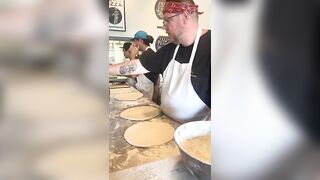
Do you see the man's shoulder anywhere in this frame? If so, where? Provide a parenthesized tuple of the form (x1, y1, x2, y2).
(143, 48, 156, 55)
(205, 29, 211, 33)
(158, 42, 177, 51)
(199, 30, 211, 48)
(201, 29, 211, 39)
(155, 42, 176, 55)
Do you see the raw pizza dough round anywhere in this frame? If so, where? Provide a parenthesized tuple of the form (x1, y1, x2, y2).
(124, 122, 174, 147)
(120, 106, 160, 121)
(114, 92, 143, 101)
(110, 87, 134, 95)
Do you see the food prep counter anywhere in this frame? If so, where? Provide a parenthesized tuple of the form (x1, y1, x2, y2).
(110, 155, 196, 180)
(109, 86, 197, 179)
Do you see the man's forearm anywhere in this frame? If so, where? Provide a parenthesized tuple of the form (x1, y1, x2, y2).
(109, 61, 137, 75)
(109, 59, 149, 75)
(119, 62, 137, 75)
(109, 63, 121, 75)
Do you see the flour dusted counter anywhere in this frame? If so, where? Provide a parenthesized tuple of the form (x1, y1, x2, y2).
(109, 86, 179, 171)
(109, 86, 196, 179)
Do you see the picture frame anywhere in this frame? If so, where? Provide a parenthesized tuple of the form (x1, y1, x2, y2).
(154, 0, 166, 20)
(109, 0, 126, 31)
(155, 36, 170, 51)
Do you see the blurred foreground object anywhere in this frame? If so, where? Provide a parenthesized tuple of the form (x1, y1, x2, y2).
(259, 0, 320, 143)
(0, 0, 108, 179)
(212, 0, 319, 179)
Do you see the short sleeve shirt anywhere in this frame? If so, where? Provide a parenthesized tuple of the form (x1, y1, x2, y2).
(139, 30, 211, 107)
(142, 48, 159, 84)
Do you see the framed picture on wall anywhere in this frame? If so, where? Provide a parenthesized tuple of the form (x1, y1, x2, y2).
(109, 0, 126, 31)
(155, 36, 170, 51)
(154, 0, 166, 19)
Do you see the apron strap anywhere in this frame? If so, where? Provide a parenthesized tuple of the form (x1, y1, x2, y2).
(172, 26, 202, 64)
(189, 27, 202, 65)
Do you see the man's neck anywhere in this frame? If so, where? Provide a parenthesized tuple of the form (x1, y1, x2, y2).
(140, 45, 148, 52)
(180, 24, 199, 46)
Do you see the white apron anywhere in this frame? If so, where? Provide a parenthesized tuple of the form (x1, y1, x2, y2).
(161, 27, 211, 123)
(135, 46, 155, 100)
(136, 74, 154, 99)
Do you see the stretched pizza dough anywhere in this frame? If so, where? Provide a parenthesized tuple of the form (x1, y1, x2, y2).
(110, 87, 134, 95)
(124, 122, 174, 147)
(120, 106, 160, 121)
(114, 92, 143, 101)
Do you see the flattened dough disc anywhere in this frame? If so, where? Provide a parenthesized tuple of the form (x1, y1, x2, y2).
(114, 92, 143, 101)
(120, 106, 160, 121)
(110, 87, 134, 95)
(124, 122, 174, 147)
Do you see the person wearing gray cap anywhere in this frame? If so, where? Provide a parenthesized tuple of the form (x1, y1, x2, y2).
(120, 42, 138, 59)
(119, 42, 138, 87)
(120, 42, 132, 59)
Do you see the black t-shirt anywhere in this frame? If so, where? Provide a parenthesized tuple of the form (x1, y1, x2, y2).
(142, 48, 159, 84)
(140, 30, 211, 108)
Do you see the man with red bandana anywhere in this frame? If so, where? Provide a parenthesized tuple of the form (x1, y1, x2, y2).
(110, 0, 211, 123)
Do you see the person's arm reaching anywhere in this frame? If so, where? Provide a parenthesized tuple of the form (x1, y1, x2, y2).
(109, 59, 150, 76)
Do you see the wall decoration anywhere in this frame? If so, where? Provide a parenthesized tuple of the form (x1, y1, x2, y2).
(155, 36, 170, 51)
(154, 0, 166, 19)
(109, 0, 126, 31)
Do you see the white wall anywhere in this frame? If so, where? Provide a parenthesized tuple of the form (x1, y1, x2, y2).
(109, 0, 211, 50)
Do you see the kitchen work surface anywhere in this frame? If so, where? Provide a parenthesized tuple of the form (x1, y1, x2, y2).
(110, 155, 196, 180)
(109, 86, 182, 173)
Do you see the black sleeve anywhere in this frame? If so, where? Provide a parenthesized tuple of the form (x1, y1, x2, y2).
(139, 43, 176, 74)
(144, 72, 159, 84)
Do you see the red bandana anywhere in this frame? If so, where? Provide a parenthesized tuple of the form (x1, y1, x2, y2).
(163, 1, 203, 15)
